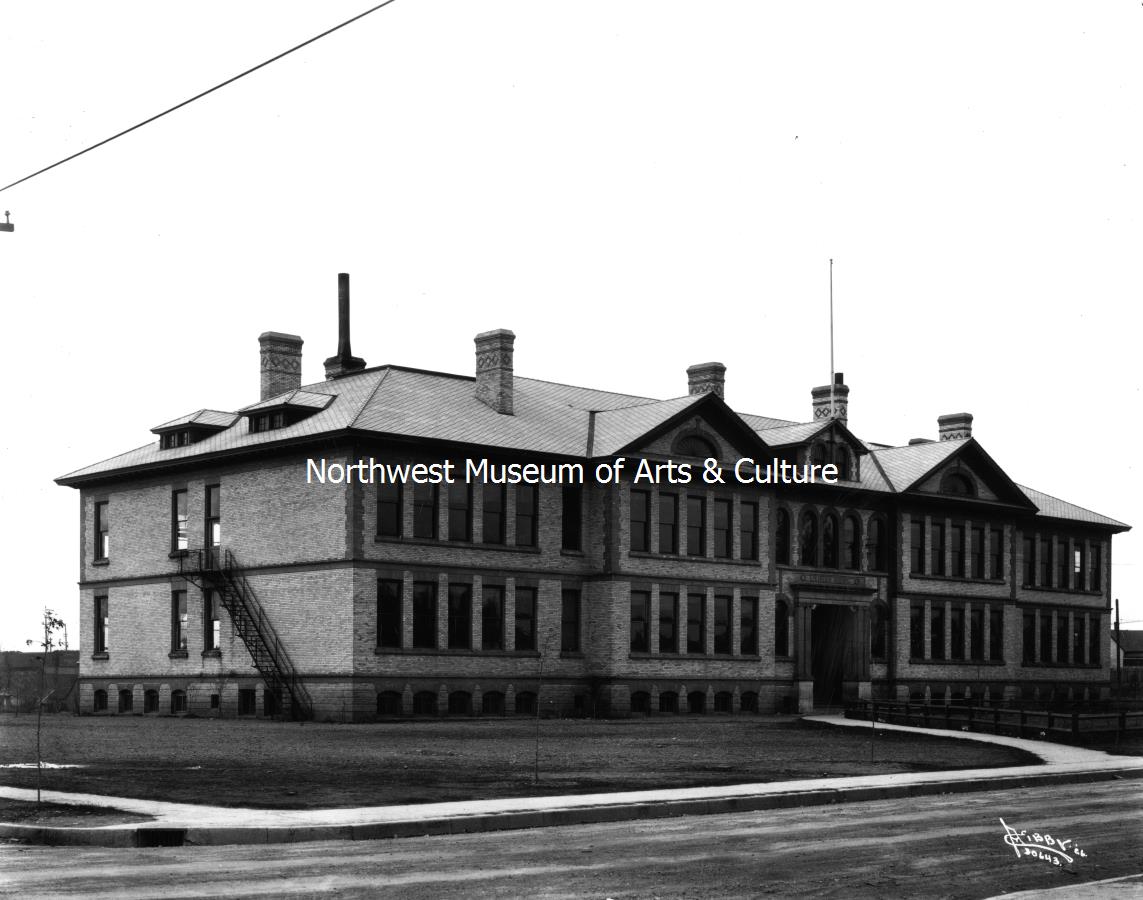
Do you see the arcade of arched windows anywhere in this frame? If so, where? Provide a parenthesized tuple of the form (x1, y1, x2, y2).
(775, 504, 887, 573)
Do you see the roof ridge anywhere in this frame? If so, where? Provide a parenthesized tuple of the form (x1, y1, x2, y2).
(347, 368, 392, 430)
(515, 374, 658, 403)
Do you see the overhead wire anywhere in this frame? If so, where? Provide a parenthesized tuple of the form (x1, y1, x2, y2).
(0, 0, 400, 194)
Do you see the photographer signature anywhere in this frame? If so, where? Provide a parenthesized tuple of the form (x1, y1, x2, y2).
(1000, 818, 1088, 866)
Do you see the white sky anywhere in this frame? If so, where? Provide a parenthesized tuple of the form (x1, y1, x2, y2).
(1, 1, 1140, 649)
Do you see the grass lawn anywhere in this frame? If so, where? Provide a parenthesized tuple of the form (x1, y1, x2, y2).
(0, 713, 1038, 810)
(0, 798, 151, 826)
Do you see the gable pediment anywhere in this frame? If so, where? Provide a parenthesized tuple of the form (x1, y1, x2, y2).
(600, 392, 769, 462)
(907, 439, 1035, 508)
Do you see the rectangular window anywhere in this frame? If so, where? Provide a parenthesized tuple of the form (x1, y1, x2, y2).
(740, 501, 758, 561)
(1039, 537, 1052, 587)
(930, 604, 945, 660)
(909, 519, 924, 574)
(950, 606, 965, 660)
(950, 523, 965, 577)
(659, 592, 678, 654)
(1089, 615, 1100, 665)
(1073, 543, 1085, 591)
(412, 582, 437, 649)
(713, 594, 731, 654)
(378, 483, 402, 538)
(740, 596, 758, 655)
(94, 501, 110, 561)
(1040, 613, 1052, 665)
(686, 496, 706, 556)
(94, 595, 109, 653)
(515, 485, 538, 548)
(1055, 612, 1067, 664)
(482, 585, 504, 651)
(1022, 536, 1035, 586)
(990, 528, 1003, 580)
(560, 588, 581, 652)
(171, 490, 188, 552)
(448, 584, 472, 650)
(413, 484, 438, 540)
(931, 522, 945, 575)
(1023, 612, 1035, 665)
(658, 493, 678, 554)
(971, 526, 985, 579)
(910, 603, 924, 658)
(1091, 543, 1103, 591)
(171, 590, 187, 651)
(561, 486, 582, 551)
(205, 485, 221, 548)
(448, 483, 472, 542)
(630, 590, 649, 652)
(482, 484, 506, 545)
(514, 586, 537, 652)
(713, 499, 731, 559)
(989, 608, 1004, 661)
(970, 607, 984, 660)
(1073, 616, 1086, 665)
(203, 589, 220, 652)
(1056, 539, 1069, 589)
(377, 579, 402, 648)
(686, 593, 705, 654)
(630, 490, 650, 553)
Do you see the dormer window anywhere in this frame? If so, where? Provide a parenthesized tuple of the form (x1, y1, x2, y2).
(240, 390, 332, 435)
(153, 410, 237, 450)
(249, 410, 288, 433)
(160, 430, 192, 449)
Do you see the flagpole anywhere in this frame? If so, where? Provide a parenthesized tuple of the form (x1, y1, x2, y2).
(829, 258, 835, 417)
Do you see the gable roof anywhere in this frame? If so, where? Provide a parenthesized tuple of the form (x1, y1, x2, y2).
(51, 364, 1130, 530)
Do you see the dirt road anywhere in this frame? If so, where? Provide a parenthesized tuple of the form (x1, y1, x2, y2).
(3, 779, 1140, 899)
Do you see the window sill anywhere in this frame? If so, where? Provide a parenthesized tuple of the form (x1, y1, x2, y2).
(629, 652, 761, 661)
(559, 651, 585, 659)
(91, 652, 109, 660)
(628, 550, 761, 566)
(911, 573, 1005, 585)
(168, 650, 188, 659)
(907, 657, 1007, 666)
(560, 549, 585, 558)
(168, 550, 189, 559)
(374, 536, 542, 555)
(92, 559, 109, 567)
(1019, 584, 1103, 595)
(374, 647, 540, 658)
(1018, 662, 1102, 670)
(201, 649, 221, 659)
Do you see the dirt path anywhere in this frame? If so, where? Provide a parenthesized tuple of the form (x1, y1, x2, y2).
(3, 779, 1140, 898)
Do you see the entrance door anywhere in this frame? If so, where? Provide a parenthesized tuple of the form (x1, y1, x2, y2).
(811, 605, 849, 707)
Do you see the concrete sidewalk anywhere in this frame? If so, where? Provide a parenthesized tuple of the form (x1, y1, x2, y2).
(4, 715, 1142, 847)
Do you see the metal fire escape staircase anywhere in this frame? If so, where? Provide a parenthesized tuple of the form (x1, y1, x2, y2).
(179, 548, 313, 720)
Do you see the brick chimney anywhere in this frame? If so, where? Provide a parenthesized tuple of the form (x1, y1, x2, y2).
(938, 412, 973, 441)
(324, 273, 367, 379)
(687, 362, 726, 398)
(811, 372, 849, 421)
(475, 329, 515, 415)
(258, 332, 303, 401)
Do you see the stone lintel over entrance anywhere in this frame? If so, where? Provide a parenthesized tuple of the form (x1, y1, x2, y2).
(790, 579, 876, 713)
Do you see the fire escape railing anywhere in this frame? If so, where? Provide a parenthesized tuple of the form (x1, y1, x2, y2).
(178, 548, 313, 720)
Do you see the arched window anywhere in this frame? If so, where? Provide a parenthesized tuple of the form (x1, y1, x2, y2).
(740, 691, 759, 713)
(867, 517, 887, 571)
(833, 445, 850, 480)
(687, 691, 706, 714)
(843, 515, 861, 570)
(942, 472, 975, 497)
(481, 691, 505, 716)
(659, 691, 679, 714)
(448, 691, 472, 716)
(775, 508, 791, 565)
(515, 691, 537, 715)
(170, 690, 186, 714)
(822, 514, 839, 568)
(871, 603, 889, 659)
(377, 691, 402, 716)
(413, 691, 438, 716)
(713, 691, 733, 713)
(94, 689, 108, 712)
(799, 510, 818, 567)
(775, 599, 790, 656)
(810, 443, 827, 467)
(630, 691, 651, 715)
(673, 433, 719, 459)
